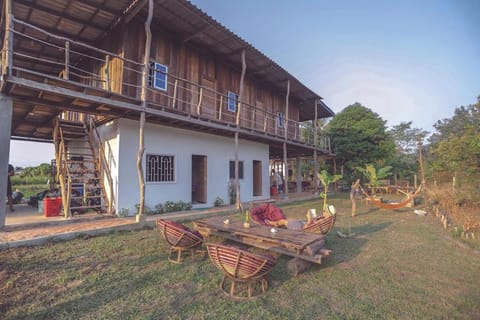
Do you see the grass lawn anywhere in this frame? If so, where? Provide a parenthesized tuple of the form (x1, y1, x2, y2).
(1, 194, 479, 319)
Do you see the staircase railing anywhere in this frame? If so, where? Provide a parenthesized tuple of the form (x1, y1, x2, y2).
(53, 118, 73, 218)
(88, 117, 115, 214)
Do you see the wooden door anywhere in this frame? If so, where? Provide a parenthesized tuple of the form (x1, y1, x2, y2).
(253, 160, 262, 196)
(192, 155, 207, 203)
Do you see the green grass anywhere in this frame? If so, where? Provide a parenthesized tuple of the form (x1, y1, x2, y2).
(1, 194, 480, 319)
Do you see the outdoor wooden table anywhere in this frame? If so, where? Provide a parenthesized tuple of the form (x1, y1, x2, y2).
(194, 215, 331, 265)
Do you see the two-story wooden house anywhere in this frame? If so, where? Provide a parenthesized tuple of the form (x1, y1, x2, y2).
(0, 0, 334, 226)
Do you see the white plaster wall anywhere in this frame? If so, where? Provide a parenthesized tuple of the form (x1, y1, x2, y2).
(114, 119, 270, 214)
(97, 120, 120, 212)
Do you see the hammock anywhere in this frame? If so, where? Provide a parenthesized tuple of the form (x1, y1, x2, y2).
(360, 184, 423, 210)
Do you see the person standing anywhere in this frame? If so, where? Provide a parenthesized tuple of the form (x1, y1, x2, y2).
(6, 164, 14, 212)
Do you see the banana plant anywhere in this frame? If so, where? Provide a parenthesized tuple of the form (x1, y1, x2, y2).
(356, 164, 392, 190)
(317, 170, 343, 212)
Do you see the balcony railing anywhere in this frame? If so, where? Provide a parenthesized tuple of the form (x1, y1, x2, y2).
(3, 16, 331, 153)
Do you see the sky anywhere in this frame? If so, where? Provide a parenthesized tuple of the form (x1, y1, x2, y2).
(9, 0, 480, 167)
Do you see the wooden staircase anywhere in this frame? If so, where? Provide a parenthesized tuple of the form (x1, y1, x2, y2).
(53, 117, 114, 217)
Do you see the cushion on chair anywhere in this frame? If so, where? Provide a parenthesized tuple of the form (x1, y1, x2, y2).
(250, 204, 286, 225)
(163, 220, 203, 240)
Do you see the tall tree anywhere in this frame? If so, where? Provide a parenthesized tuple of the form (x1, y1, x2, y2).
(326, 103, 395, 181)
(387, 121, 429, 179)
(427, 96, 480, 204)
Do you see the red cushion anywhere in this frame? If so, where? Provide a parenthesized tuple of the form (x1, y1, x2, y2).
(250, 204, 286, 225)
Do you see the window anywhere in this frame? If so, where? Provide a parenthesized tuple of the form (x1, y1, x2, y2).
(227, 91, 237, 112)
(146, 154, 175, 182)
(150, 62, 168, 91)
(229, 160, 244, 179)
(277, 112, 284, 128)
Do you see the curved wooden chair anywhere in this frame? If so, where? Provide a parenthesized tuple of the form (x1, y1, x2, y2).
(303, 214, 336, 235)
(207, 243, 276, 299)
(156, 219, 205, 264)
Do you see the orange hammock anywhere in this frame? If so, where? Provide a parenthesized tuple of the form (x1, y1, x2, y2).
(359, 184, 423, 210)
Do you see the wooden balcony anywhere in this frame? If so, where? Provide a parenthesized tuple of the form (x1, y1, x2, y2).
(2, 15, 332, 156)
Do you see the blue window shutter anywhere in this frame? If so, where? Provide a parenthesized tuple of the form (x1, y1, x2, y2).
(227, 91, 237, 112)
(153, 63, 168, 91)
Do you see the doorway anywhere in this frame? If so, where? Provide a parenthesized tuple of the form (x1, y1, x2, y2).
(253, 160, 262, 196)
(192, 155, 207, 203)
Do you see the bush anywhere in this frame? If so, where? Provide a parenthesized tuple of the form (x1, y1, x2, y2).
(118, 208, 129, 217)
(154, 203, 164, 214)
(214, 197, 224, 207)
(164, 201, 176, 212)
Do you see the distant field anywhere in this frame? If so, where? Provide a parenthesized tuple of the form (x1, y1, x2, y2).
(1, 194, 479, 319)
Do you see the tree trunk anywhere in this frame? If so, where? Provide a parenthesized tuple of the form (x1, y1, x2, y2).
(136, 0, 153, 221)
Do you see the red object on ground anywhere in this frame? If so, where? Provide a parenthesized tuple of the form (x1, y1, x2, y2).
(270, 186, 278, 196)
(250, 203, 286, 225)
(44, 197, 62, 217)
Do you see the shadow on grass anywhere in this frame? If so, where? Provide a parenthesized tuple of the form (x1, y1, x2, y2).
(310, 221, 392, 271)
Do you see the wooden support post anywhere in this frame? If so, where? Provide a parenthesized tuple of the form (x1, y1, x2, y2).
(196, 87, 203, 115)
(0, 94, 13, 229)
(235, 49, 246, 209)
(296, 155, 302, 193)
(313, 99, 319, 195)
(105, 55, 111, 91)
(283, 142, 288, 197)
(136, 0, 153, 222)
(64, 41, 70, 80)
(218, 95, 223, 120)
(263, 111, 267, 132)
(172, 79, 178, 108)
(350, 179, 360, 217)
(285, 80, 290, 140)
(3, 0, 13, 76)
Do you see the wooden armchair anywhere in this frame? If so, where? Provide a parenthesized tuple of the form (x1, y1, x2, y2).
(156, 219, 205, 264)
(206, 243, 276, 299)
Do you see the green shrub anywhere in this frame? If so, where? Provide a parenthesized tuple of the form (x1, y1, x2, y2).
(154, 203, 164, 214)
(117, 208, 129, 217)
(214, 197, 224, 207)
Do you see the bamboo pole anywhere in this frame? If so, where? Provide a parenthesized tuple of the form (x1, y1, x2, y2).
(235, 49, 246, 208)
(218, 95, 223, 120)
(283, 80, 290, 197)
(172, 79, 178, 108)
(196, 87, 203, 115)
(136, 0, 153, 222)
(313, 99, 318, 195)
(285, 80, 290, 140)
(3, 0, 13, 76)
(105, 55, 111, 91)
(64, 41, 70, 80)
